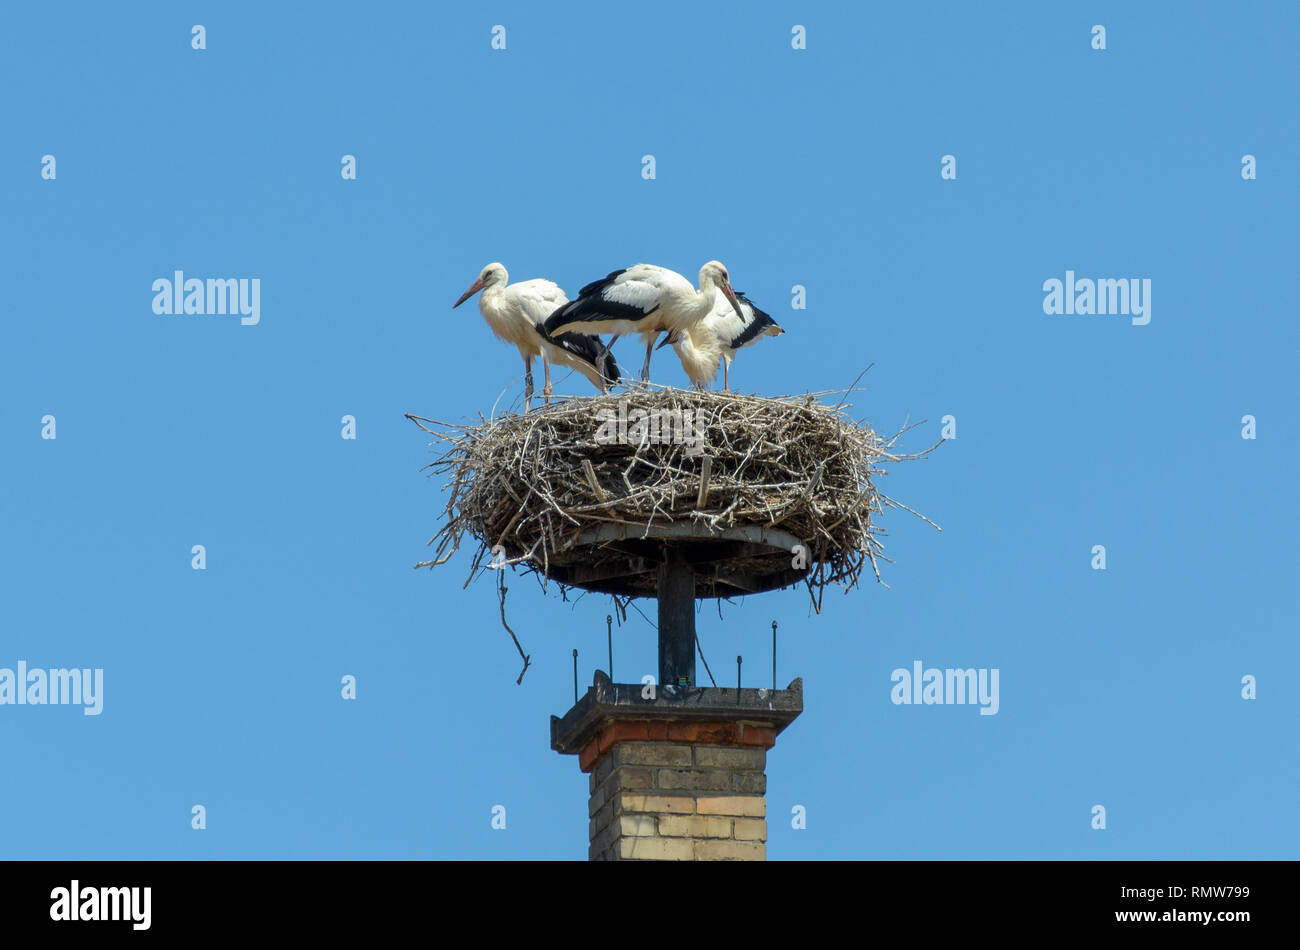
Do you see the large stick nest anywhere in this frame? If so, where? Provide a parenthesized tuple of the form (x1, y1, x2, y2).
(408, 387, 938, 612)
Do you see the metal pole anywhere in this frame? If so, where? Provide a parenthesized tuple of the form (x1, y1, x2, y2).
(656, 546, 696, 689)
(736, 655, 743, 704)
(607, 614, 613, 682)
(572, 649, 578, 705)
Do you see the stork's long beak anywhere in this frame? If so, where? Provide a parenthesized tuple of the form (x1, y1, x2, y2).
(721, 282, 745, 320)
(453, 278, 486, 309)
(656, 331, 681, 350)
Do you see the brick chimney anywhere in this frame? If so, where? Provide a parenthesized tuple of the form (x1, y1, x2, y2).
(552, 671, 803, 861)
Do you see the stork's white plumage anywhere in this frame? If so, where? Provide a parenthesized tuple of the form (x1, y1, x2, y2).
(542, 261, 745, 381)
(659, 290, 785, 391)
(453, 263, 620, 410)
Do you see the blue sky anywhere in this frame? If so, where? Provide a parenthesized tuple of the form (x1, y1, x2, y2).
(1, 1, 1296, 859)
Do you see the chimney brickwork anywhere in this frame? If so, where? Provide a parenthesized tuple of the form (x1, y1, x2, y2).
(552, 673, 802, 862)
(585, 721, 772, 861)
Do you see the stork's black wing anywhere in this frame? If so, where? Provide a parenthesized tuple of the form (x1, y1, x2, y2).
(728, 294, 782, 349)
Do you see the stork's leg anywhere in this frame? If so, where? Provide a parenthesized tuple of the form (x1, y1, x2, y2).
(523, 355, 534, 412)
(595, 333, 622, 392)
(597, 333, 622, 361)
(598, 344, 613, 394)
(542, 356, 553, 405)
(640, 338, 654, 382)
(723, 358, 730, 393)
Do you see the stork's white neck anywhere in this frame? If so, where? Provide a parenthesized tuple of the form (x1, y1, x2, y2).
(666, 273, 718, 330)
(475, 279, 532, 348)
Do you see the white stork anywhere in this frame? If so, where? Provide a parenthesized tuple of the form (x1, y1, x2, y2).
(659, 290, 784, 391)
(452, 263, 621, 410)
(541, 261, 746, 382)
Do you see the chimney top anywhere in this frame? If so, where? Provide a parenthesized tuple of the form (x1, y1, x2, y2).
(552, 671, 804, 861)
(552, 670, 803, 757)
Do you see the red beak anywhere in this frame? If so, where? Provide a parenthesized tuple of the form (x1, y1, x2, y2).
(453, 278, 486, 309)
(721, 282, 744, 320)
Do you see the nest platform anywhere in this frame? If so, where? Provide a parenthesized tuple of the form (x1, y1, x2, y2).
(410, 387, 933, 611)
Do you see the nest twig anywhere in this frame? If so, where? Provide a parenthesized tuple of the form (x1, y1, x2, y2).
(408, 385, 939, 613)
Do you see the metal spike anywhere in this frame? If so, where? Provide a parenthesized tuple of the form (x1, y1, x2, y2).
(772, 620, 778, 691)
(607, 614, 614, 682)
